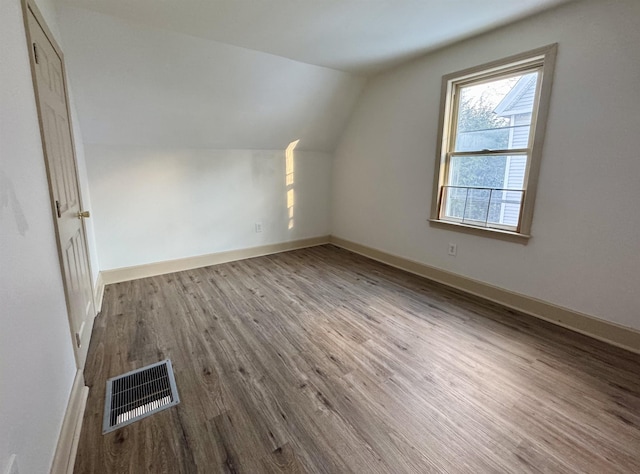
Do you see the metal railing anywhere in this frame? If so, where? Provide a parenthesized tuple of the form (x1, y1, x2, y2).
(439, 185, 525, 231)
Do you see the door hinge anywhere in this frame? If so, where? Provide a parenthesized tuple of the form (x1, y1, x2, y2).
(55, 200, 61, 218)
(75, 332, 81, 348)
(33, 42, 39, 64)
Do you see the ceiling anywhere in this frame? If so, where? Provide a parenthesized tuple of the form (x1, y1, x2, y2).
(57, 6, 366, 151)
(56, 0, 572, 74)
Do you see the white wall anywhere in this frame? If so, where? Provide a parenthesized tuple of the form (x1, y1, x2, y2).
(0, 0, 84, 472)
(55, 6, 362, 271)
(332, 0, 640, 331)
(87, 145, 332, 270)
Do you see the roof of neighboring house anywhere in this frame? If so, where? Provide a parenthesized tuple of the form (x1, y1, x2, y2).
(494, 74, 537, 116)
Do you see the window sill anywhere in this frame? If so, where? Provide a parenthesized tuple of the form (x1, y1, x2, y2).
(428, 218, 531, 243)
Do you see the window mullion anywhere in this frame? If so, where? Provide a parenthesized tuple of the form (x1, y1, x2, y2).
(450, 149, 529, 157)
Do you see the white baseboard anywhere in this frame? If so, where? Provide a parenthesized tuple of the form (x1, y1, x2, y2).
(101, 236, 331, 284)
(97, 233, 639, 353)
(330, 236, 640, 354)
(51, 371, 89, 474)
(94, 272, 105, 314)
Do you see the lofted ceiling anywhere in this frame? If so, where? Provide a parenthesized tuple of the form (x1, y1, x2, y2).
(56, 0, 572, 74)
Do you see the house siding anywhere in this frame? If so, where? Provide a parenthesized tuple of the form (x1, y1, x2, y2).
(501, 81, 536, 226)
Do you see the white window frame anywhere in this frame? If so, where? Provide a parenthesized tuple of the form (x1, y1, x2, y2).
(430, 44, 557, 240)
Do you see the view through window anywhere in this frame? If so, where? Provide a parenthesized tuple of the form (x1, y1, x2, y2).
(432, 45, 557, 237)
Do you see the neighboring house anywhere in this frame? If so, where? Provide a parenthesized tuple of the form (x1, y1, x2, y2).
(493, 73, 537, 227)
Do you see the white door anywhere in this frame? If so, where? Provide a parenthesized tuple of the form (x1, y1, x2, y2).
(26, 5, 95, 369)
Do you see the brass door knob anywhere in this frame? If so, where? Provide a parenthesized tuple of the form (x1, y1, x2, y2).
(77, 210, 90, 219)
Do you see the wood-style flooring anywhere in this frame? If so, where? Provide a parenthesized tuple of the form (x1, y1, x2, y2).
(75, 245, 640, 473)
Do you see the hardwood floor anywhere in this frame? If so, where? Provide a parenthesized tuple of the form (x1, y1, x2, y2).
(75, 245, 640, 473)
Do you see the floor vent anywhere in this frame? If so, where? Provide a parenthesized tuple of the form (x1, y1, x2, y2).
(102, 359, 180, 434)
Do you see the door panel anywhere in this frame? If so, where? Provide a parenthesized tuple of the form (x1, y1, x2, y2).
(27, 7, 95, 368)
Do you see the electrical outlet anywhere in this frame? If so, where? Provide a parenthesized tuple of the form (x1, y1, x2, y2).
(4, 455, 18, 474)
(447, 243, 457, 256)
(255, 222, 263, 233)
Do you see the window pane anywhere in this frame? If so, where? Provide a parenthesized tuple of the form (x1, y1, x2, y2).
(448, 155, 507, 189)
(443, 186, 467, 220)
(442, 186, 524, 230)
(444, 154, 527, 229)
(487, 189, 524, 227)
(462, 188, 491, 225)
(454, 72, 538, 152)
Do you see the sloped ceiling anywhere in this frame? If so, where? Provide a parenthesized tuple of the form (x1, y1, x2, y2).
(57, 7, 364, 152)
(56, 0, 570, 152)
(57, 0, 571, 74)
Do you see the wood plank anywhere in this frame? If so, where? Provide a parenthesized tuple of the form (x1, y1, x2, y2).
(74, 245, 640, 473)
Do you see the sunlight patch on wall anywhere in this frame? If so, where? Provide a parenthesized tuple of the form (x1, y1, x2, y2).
(285, 140, 299, 230)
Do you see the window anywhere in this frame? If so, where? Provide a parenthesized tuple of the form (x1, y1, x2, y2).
(430, 44, 557, 238)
